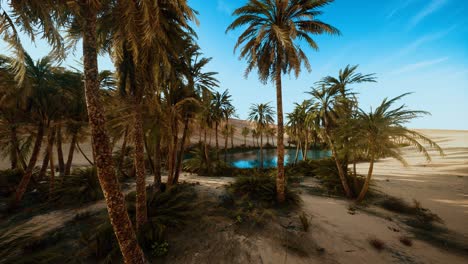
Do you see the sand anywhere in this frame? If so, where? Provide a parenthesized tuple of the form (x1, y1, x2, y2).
(1, 127, 467, 263)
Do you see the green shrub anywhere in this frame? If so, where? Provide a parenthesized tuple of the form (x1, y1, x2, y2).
(228, 175, 301, 207)
(80, 183, 199, 262)
(47, 167, 104, 207)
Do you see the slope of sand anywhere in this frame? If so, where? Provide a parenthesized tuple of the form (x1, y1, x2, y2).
(355, 129, 468, 236)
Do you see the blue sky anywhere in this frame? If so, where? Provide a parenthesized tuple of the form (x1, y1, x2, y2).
(2, 0, 467, 129)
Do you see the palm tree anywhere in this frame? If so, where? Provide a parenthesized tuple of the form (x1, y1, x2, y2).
(211, 90, 233, 161)
(227, 0, 340, 202)
(354, 93, 444, 202)
(248, 103, 275, 169)
(0, 2, 146, 262)
(241, 127, 250, 146)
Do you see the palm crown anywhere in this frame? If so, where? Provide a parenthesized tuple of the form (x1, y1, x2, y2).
(226, 0, 340, 82)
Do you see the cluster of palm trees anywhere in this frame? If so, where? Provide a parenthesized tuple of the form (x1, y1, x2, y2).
(0, 0, 239, 262)
(286, 64, 444, 201)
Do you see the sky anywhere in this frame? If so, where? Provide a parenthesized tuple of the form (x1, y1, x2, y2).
(2, 0, 467, 129)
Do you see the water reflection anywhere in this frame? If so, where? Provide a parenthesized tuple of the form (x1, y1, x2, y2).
(228, 148, 331, 169)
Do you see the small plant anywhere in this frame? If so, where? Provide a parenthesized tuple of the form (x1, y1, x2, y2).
(236, 215, 243, 223)
(368, 237, 386, 251)
(399, 236, 413, 247)
(151, 241, 169, 257)
(299, 212, 310, 232)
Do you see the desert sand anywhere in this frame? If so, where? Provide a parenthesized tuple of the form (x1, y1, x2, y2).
(1, 127, 467, 263)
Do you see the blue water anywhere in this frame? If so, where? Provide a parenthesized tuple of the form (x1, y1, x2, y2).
(227, 149, 331, 169)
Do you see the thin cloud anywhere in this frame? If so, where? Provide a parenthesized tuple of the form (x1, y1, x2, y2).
(408, 0, 449, 29)
(393, 24, 456, 59)
(390, 57, 449, 75)
(387, 0, 415, 19)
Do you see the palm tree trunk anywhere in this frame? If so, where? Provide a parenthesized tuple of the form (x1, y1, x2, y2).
(275, 65, 285, 203)
(118, 125, 129, 174)
(133, 101, 148, 230)
(39, 126, 55, 181)
(294, 140, 300, 164)
(215, 122, 219, 161)
(65, 131, 77, 175)
(144, 134, 154, 174)
(174, 117, 189, 184)
(259, 133, 263, 169)
(10, 125, 18, 169)
(13, 122, 45, 206)
(204, 128, 209, 164)
(153, 127, 162, 190)
(224, 127, 228, 162)
(231, 132, 234, 149)
(80, 4, 146, 263)
(56, 124, 65, 176)
(47, 127, 56, 197)
(356, 154, 375, 202)
(167, 115, 178, 186)
(325, 132, 353, 198)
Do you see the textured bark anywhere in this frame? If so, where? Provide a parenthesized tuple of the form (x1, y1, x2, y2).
(174, 117, 189, 184)
(259, 133, 264, 169)
(10, 125, 18, 169)
(56, 124, 65, 176)
(275, 65, 285, 203)
(65, 132, 77, 175)
(326, 133, 353, 198)
(204, 128, 210, 164)
(153, 129, 161, 190)
(357, 154, 375, 202)
(13, 123, 45, 205)
(37, 126, 53, 181)
(133, 101, 148, 230)
(118, 125, 129, 174)
(167, 116, 178, 187)
(215, 122, 219, 161)
(80, 4, 146, 263)
(47, 127, 56, 196)
(223, 125, 228, 162)
(144, 135, 154, 174)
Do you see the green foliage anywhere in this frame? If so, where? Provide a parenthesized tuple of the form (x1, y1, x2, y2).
(81, 183, 199, 262)
(48, 167, 104, 207)
(228, 176, 301, 207)
(151, 241, 169, 257)
(222, 175, 301, 228)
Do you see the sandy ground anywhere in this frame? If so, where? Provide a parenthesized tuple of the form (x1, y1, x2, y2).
(355, 129, 468, 236)
(1, 128, 467, 263)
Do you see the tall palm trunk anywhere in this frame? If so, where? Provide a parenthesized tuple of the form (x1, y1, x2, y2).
(39, 125, 55, 180)
(325, 131, 352, 198)
(133, 101, 148, 230)
(56, 124, 65, 176)
(10, 125, 19, 169)
(259, 132, 264, 169)
(204, 128, 209, 164)
(224, 126, 228, 162)
(215, 122, 219, 161)
(65, 131, 77, 175)
(13, 122, 45, 205)
(303, 131, 308, 161)
(167, 115, 178, 186)
(47, 127, 56, 196)
(80, 4, 146, 263)
(356, 153, 375, 202)
(153, 127, 162, 190)
(294, 139, 301, 164)
(275, 64, 285, 203)
(174, 117, 189, 184)
(118, 125, 129, 175)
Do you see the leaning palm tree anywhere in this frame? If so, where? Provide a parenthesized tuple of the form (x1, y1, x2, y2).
(0, 2, 147, 262)
(248, 103, 275, 169)
(227, 0, 340, 202)
(354, 93, 444, 202)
